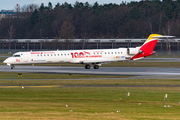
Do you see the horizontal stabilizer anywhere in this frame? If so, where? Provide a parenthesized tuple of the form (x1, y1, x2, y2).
(151, 35, 175, 38)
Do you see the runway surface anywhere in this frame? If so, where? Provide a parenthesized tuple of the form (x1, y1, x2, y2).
(1, 65, 180, 79)
(0, 85, 180, 88)
(0, 56, 10, 57)
(139, 58, 180, 62)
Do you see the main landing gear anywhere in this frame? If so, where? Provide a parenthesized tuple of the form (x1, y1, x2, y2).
(85, 64, 90, 69)
(93, 65, 99, 69)
(85, 64, 99, 69)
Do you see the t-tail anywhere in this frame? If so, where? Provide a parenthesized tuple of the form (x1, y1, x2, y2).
(130, 34, 174, 60)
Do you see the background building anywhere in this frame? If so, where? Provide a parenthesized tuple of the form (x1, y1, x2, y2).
(0, 38, 178, 54)
(0, 10, 17, 20)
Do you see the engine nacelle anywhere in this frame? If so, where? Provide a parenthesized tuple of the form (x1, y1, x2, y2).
(127, 48, 142, 55)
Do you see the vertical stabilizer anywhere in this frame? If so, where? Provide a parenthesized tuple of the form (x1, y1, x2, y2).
(130, 34, 174, 60)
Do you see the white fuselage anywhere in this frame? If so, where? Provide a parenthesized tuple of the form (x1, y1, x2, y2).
(4, 48, 133, 66)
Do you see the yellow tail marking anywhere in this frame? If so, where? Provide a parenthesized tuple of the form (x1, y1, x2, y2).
(146, 34, 162, 42)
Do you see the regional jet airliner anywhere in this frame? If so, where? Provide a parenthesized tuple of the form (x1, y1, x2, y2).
(3, 34, 174, 69)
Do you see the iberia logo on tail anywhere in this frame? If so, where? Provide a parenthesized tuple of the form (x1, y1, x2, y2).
(130, 34, 162, 60)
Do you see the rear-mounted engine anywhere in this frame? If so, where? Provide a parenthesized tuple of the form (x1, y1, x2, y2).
(127, 48, 143, 55)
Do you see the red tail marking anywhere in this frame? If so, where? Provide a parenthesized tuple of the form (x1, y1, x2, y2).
(130, 39, 158, 60)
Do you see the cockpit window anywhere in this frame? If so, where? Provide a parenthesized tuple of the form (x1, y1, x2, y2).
(12, 54, 20, 57)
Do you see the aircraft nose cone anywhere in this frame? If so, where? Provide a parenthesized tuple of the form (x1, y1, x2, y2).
(3, 60, 7, 63)
(3, 58, 10, 64)
(3, 59, 7, 63)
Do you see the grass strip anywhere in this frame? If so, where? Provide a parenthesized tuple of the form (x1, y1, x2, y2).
(0, 87, 179, 119)
(0, 78, 179, 86)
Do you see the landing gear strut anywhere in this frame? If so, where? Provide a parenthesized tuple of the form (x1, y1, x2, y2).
(85, 64, 90, 69)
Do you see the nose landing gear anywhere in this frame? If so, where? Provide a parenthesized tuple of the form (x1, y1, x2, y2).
(11, 65, 15, 70)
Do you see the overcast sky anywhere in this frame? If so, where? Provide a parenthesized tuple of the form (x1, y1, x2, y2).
(0, 0, 139, 10)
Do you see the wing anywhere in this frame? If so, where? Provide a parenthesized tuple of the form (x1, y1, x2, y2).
(69, 59, 120, 64)
(82, 59, 121, 64)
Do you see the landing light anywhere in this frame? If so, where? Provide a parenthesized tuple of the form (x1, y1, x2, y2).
(68, 73, 72, 76)
(18, 73, 22, 77)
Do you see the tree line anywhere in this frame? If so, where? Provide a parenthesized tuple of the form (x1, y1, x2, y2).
(1, 0, 180, 39)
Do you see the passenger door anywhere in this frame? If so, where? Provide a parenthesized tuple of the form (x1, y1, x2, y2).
(21, 53, 28, 62)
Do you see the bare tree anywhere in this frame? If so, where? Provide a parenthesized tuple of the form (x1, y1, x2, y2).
(162, 21, 175, 35)
(162, 21, 175, 51)
(158, 13, 162, 33)
(14, 4, 39, 12)
(8, 25, 16, 39)
(7, 25, 16, 51)
(146, 17, 153, 33)
(58, 17, 75, 49)
(58, 17, 75, 39)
